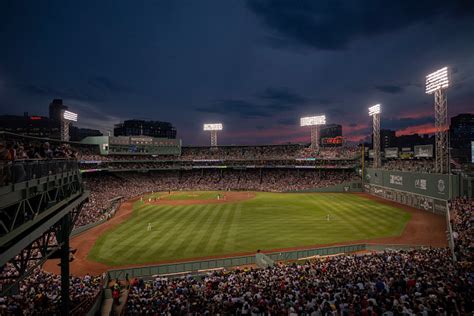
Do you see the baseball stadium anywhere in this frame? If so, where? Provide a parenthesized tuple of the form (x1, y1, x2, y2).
(1, 3, 474, 315)
(2, 98, 474, 314)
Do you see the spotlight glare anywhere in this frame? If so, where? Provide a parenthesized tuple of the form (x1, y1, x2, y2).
(426, 67, 449, 94)
(300, 115, 326, 126)
(368, 104, 381, 116)
(63, 110, 78, 122)
(203, 123, 223, 131)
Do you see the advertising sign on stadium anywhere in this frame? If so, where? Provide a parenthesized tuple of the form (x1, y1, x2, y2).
(384, 147, 399, 158)
(389, 174, 403, 186)
(414, 178, 427, 190)
(414, 145, 433, 158)
(322, 136, 344, 145)
(419, 196, 434, 211)
(401, 147, 411, 152)
(366, 168, 454, 200)
(399, 152, 414, 159)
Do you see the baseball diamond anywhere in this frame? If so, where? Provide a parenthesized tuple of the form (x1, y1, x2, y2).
(87, 192, 412, 266)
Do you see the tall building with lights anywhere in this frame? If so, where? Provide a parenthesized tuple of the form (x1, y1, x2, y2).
(114, 119, 177, 139)
(450, 113, 474, 163)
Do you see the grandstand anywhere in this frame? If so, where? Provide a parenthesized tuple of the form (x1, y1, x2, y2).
(1, 129, 473, 315)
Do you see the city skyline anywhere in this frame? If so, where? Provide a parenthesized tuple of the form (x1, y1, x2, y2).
(1, 0, 473, 145)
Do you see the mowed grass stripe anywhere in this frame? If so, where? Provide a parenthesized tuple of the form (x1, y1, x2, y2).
(314, 194, 362, 236)
(182, 203, 229, 256)
(115, 205, 201, 262)
(108, 205, 173, 238)
(137, 204, 212, 260)
(89, 192, 412, 266)
(103, 205, 178, 251)
(163, 204, 219, 258)
(87, 205, 159, 257)
(202, 203, 236, 254)
(97, 206, 186, 262)
(222, 202, 242, 250)
(212, 203, 238, 253)
(308, 194, 367, 242)
(343, 194, 409, 236)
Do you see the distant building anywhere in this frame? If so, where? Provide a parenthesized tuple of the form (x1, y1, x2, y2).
(450, 113, 474, 163)
(49, 99, 68, 122)
(114, 119, 177, 139)
(0, 113, 60, 138)
(70, 126, 103, 142)
(380, 129, 396, 150)
(396, 133, 434, 149)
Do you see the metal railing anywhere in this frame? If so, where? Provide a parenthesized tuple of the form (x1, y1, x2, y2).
(106, 243, 434, 280)
(445, 205, 457, 262)
(0, 159, 78, 186)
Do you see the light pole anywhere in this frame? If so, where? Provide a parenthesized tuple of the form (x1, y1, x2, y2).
(369, 104, 381, 168)
(300, 115, 326, 151)
(203, 123, 223, 147)
(61, 110, 78, 141)
(426, 67, 449, 174)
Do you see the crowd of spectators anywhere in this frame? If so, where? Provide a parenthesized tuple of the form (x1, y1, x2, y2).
(79, 145, 361, 163)
(0, 137, 98, 185)
(381, 159, 435, 173)
(126, 247, 472, 315)
(0, 267, 103, 315)
(450, 197, 473, 264)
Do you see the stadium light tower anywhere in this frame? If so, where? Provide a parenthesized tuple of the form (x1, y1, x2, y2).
(300, 115, 326, 150)
(369, 104, 381, 168)
(61, 110, 78, 141)
(203, 123, 223, 147)
(426, 67, 449, 174)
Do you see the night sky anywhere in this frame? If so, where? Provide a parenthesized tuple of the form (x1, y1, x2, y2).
(1, 0, 473, 145)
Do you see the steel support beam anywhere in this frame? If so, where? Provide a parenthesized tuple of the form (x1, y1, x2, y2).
(60, 120, 70, 142)
(372, 113, 381, 168)
(310, 125, 320, 151)
(210, 130, 218, 147)
(59, 214, 70, 315)
(434, 89, 448, 174)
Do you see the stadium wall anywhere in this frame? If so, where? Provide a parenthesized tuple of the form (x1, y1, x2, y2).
(106, 244, 425, 280)
(364, 168, 460, 214)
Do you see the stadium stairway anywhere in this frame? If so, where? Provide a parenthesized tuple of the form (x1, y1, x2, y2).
(101, 280, 129, 316)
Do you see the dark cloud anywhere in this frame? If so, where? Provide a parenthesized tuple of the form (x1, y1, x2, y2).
(256, 87, 307, 106)
(375, 85, 404, 94)
(246, 0, 474, 50)
(16, 83, 104, 102)
(196, 99, 270, 118)
(277, 118, 295, 126)
(382, 116, 433, 130)
(87, 76, 134, 94)
(197, 87, 305, 119)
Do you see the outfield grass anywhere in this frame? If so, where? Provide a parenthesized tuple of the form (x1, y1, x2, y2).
(88, 192, 411, 266)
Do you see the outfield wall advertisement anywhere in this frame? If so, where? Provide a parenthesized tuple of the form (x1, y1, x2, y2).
(366, 183, 448, 215)
(365, 168, 458, 200)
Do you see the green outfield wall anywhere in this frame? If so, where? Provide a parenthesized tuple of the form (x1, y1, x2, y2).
(365, 168, 459, 200)
(106, 243, 427, 280)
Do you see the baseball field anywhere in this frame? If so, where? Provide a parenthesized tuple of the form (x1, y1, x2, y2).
(87, 191, 411, 266)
